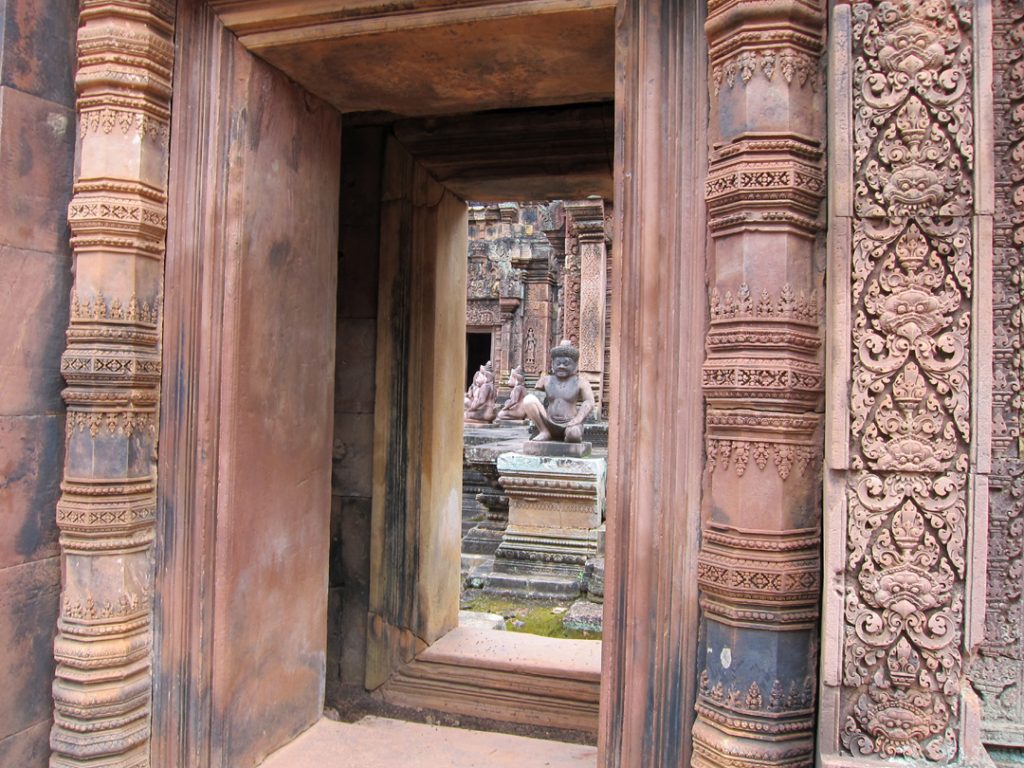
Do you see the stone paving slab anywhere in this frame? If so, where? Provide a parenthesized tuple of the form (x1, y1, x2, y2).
(259, 717, 598, 767)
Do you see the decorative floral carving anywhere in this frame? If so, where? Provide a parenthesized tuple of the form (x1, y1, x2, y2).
(713, 48, 819, 93)
(843, 1, 974, 758)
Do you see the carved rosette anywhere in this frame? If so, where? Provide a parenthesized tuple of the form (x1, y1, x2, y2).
(839, 1, 975, 761)
(52, 1, 174, 765)
(969, 0, 1024, 747)
(697, 3, 826, 768)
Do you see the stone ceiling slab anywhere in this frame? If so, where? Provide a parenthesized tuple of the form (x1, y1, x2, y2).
(208, 0, 616, 116)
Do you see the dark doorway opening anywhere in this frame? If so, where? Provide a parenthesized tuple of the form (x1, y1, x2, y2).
(466, 332, 492, 388)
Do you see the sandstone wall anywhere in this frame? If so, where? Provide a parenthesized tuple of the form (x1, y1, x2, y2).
(0, 0, 76, 763)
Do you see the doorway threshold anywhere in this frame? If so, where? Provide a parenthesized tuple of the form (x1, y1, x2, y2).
(380, 625, 601, 734)
(259, 716, 598, 767)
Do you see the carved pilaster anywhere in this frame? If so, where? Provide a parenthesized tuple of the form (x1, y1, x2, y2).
(970, 0, 1024, 750)
(821, 0, 989, 764)
(52, 1, 174, 765)
(696, 3, 826, 768)
(563, 199, 609, 414)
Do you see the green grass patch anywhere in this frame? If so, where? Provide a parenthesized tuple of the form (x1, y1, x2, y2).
(461, 593, 602, 641)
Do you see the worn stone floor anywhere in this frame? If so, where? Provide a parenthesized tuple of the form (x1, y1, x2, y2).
(259, 717, 598, 767)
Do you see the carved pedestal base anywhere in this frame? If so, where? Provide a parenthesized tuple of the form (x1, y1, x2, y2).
(484, 453, 606, 600)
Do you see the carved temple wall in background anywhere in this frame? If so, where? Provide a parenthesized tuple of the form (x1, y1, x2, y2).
(821, 1, 992, 765)
(971, 0, 1024, 753)
(695, 4, 826, 768)
(51, 0, 174, 764)
(465, 200, 611, 415)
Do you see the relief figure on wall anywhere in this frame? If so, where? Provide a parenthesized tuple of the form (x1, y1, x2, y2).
(522, 340, 594, 442)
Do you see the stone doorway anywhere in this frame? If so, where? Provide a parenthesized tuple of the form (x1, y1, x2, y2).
(464, 332, 492, 390)
(54, 2, 712, 767)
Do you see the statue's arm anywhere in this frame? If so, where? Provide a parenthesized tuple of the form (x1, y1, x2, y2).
(567, 374, 596, 427)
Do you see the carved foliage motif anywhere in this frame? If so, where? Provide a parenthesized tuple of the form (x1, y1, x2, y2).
(972, 0, 1024, 742)
(842, 1, 973, 759)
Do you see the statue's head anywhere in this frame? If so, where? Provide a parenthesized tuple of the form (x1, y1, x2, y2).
(508, 365, 523, 386)
(550, 339, 579, 379)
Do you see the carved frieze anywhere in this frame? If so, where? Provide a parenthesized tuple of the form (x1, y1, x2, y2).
(840, 0, 974, 760)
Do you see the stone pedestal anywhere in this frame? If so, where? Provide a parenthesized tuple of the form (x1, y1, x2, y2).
(484, 452, 606, 599)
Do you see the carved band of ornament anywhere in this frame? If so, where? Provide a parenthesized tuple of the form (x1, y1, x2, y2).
(699, 671, 816, 717)
(57, 498, 155, 533)
(80, 0, 176, 27)
(70, 290, 159, 326)
(66, 327, 160, 347)
(709, 284, 819, 324)
(712, 49, 820, 94)
(62, 389, 159, 409)
(694, 701, 815, 737)
(57, 614, 151, 640)
(702, 360, 823, 394)
(713, 134, 823, 162)
(69, 197, 168, 240)
(77, 24, 175, 69)
(706, 160, 824, 212)
(65, 410, 157, 440)
(705, 325, 821, 353)
(698, 597, 821, 629)
(74, 178, 166, 201)
(697, 558, 820, 604)
(79, 107, 169, 142)
(60, 530, 155, 554)
(702, 521, 820, 553)
(76, 63, 172, 102)
(708, 211, 822, 237)
(71, 234, 166, 259)
(706, 439, 815, 480)
(63, 589, 152, 623)
(53, 632, 150, 673)
(705, 409, 819, 431)
(692, 735, 814, 768)
(709, 28, 824, 63)
(62, 353, 161, 387)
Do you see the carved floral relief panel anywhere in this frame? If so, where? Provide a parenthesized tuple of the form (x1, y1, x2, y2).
(841, 0, 974, 761)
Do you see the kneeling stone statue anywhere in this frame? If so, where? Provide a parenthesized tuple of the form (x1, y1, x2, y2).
(523, 339, 595, 443)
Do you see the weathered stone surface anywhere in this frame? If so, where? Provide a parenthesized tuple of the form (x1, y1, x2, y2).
(333, 413, 375, 498)
(202, 43, 340, 768)
(0, 557, 59, 741)
(563, 599, 603, 634)
(0, 719, 50, 767)
(0, 246, 70, 416)
(334, 318, 377, 414)
(0, 0, 76, 105)
(0, 415, 61, 568)
(0, 87, 73, 255)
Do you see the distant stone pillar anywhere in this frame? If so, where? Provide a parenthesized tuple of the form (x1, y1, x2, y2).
(52, 0, 174, 764)
(695, 5, 826, 768)
(564, 199, 608, 416)
(515, 236, 556, 389)
(820, 1, 992, 766)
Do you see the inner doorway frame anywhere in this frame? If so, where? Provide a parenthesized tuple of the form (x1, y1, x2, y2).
(151, 2, 709, 767)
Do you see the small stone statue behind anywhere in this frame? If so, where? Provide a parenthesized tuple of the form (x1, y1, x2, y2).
(496, 366, 527, 421)
(523, 340, 595, 443)
(464, 361, 498, 424)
